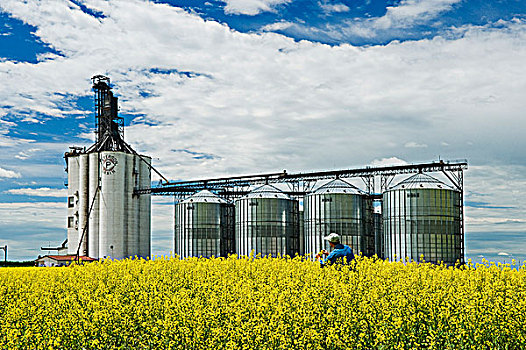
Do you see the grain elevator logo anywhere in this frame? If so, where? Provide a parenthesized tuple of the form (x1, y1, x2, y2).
(102, 155, 118, 175)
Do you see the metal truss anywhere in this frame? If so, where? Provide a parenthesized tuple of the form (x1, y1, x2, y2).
(135, 160, 468, 198)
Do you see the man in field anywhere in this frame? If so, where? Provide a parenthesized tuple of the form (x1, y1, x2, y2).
(315, 233, 355, 267)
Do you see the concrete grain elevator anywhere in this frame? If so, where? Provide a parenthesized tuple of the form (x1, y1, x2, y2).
(65, 75, 151, 259)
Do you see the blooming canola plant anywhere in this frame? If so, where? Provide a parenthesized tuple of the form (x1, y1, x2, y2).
(2, 257, 526, 349)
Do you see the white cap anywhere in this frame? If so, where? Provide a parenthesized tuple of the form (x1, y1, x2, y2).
(323, 233, 340, 243)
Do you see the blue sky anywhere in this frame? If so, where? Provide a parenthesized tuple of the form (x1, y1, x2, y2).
(0, 0, 525, 262)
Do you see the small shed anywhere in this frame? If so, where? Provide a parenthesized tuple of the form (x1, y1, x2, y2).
(35, 255, 96, 267)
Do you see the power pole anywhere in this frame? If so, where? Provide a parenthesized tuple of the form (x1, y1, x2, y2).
(0, 245, 6, 267)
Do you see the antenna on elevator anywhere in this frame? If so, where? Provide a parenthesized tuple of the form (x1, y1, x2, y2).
(89, 75, 128, 153)
(85, 75, 169, 183)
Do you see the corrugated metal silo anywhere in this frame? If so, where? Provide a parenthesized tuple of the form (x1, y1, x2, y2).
(382, 173, 462, 264)
(175, 190, 234, 258)
(138, 156, 151, 258)
(80, 152, 150, 260)
(299, 209, 304, 256)
(373, 212, 383, 259)
(304, 179, 374, 258)
(77, 154, 89, 256)
(66, 155, 80, 255)
(87, 152, 100, 258)
(124, 153, 136, 257)
(99, 151, 126, 259)
(235, 184, 299, 257)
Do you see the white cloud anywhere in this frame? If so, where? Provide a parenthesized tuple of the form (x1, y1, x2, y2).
(261, 21, 294, 32)
(0, 201, 66, 233)
(404, 142, 428, 148)
(295, 0, 463, 40)
(373, 0, 461, 30)
(0, 167, 21, 178)
(0, 119, 16, 127)
(1, 1, 524, 183)
(498, 252, 509, 256)
(369, 157, 408, 167)
(319, 2, 350, 14)
(21, 116, 42, 123)
(14, 148, 42, 160)
(6, 187, 67, 197)
(0, 201, 64, 210)
(464, 165, 526, 232)
(222, 0, 291, 15)
(466, 217, 526, 226)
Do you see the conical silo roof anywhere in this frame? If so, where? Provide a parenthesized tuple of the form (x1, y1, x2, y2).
(243, 184, 291, 199)
(312, 178, 364, 195)
(388, 173, 456, 191)
(181, 190, 229, 204)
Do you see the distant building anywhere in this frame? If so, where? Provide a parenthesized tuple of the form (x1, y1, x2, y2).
(35, 255, 96, 267)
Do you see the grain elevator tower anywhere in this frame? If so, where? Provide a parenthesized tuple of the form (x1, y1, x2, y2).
(65, 75, 151, 260)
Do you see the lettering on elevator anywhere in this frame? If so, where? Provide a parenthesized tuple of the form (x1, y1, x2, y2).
(101, 155, 119, 175)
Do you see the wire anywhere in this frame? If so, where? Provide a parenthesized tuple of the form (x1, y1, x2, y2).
(75, 184, 100, 263)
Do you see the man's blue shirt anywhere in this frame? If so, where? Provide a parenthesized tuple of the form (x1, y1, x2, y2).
(320, 244, 355, 266)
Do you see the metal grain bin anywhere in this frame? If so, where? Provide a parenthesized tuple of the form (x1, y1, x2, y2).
(374, 212, 384, 259)
(382, 173, 462, 265)
(304, 179, 374, 258)
(175, 190, 234, 258)
(235, 184, 299, 257)
(299, 209, 304, 256)
(99, 151, 127, 259)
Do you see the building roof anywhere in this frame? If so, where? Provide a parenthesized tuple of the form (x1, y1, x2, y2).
(181, 189, 229, 204)
(35, 255, 96, 262)
(242, 184, 291, 200)
(312, 178, 364, 195)
(388, 173, 456, 191)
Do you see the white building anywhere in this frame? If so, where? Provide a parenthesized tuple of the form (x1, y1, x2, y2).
(64, 75, 152, 260)
(35, 255, 96, 267)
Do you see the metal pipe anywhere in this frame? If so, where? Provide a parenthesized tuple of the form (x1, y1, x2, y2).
(76, 186, 100, 263)
(120, 139, 169, 184)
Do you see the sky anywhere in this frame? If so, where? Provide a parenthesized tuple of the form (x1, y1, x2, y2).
(0, 0, 525, 263)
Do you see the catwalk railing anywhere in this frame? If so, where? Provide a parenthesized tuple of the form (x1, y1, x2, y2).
(134, 159, 468, 197)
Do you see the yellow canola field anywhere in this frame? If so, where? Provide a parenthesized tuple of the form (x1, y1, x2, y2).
(1, 256, 526, 350)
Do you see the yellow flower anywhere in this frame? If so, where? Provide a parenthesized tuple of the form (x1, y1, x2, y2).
(1, 255, 525, 349)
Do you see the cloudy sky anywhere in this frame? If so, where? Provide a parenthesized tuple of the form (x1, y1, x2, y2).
(0, 0, 525, 262)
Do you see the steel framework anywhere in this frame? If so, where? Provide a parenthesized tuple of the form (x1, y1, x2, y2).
(135, 159, 468, 261)
(89, 75, 126, 152)
(135, 160, 467, 197)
